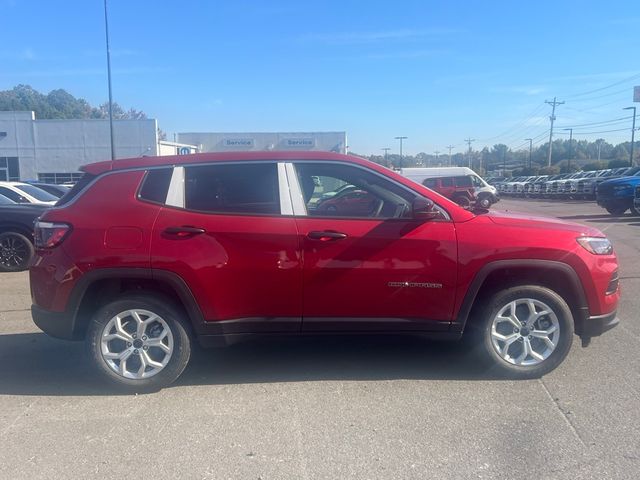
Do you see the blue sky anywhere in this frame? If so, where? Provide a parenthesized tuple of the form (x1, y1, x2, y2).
(1, 0, 639, 155)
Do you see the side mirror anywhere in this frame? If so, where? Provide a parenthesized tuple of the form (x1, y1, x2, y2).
(412, 197, 440, 220)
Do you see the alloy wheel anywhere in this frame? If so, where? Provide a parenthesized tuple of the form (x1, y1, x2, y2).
(100, 309, 174, 379)
(490, 298, 560, 366)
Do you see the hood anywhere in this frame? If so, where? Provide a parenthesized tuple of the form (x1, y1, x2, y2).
(482, 209, 603, 236)
(599, 175, 640, 187)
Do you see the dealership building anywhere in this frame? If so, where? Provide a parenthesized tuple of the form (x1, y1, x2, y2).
(0, 111, 346, 183)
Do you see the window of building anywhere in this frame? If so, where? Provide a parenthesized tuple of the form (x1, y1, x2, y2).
(184, 163, 280, 215)
(0, 157, 20, 181)
(37, 172, 84, 185)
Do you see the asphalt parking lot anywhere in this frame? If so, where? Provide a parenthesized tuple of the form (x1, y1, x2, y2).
(0, 198, 638, 479)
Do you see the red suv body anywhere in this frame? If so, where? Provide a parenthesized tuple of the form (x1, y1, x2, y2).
(30, 152, 620, 391)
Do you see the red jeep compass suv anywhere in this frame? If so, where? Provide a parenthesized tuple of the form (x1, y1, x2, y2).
(30, 152, 620, 391)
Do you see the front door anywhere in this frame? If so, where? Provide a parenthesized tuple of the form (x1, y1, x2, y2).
(291, 162, 458, 332)
(151, 162, 303, 335)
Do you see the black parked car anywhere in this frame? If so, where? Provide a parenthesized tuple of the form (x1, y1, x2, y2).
(0, 194, 48, 272)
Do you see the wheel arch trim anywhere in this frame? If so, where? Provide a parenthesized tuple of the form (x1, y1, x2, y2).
(452, 259, 589, 332)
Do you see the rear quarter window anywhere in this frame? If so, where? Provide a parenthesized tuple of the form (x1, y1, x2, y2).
(55, 173, 96, 206)
(138, 168, 173, 204)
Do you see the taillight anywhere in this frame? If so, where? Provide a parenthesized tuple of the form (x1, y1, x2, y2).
(34, 221, 72, 248)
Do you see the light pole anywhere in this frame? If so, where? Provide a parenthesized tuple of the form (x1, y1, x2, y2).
(434, 150, 440, 167)
(623, 107, 637, 166)
(381, 147, 390, 166)
(395, 136, 407, 168)
(525, 138, 533, 170)
(447, 145, 454, 166)
(103, 0, 115, 161)
(596, 139, 603, 162)
(564, 128, 573, 172)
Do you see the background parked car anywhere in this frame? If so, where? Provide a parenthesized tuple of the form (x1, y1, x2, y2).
(25, 182, 71, 198)
(596, 169, 640, 216)
(0, 182, 58, 205)
(400, 167, 498, 208)
(0, 198, 47, 272)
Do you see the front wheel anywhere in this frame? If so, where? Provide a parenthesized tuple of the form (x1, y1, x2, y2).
(477, 194, 492, 209)
(86, 295, 192, 392)
(472, 285, 574, 378)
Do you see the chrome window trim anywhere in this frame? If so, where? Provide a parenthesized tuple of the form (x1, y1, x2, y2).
(166, 166, 185, 208)
(284, 162, 308, 216)
(277, 162, 293, 215)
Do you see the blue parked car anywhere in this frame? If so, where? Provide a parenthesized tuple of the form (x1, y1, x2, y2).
(596, 167, 640, 216)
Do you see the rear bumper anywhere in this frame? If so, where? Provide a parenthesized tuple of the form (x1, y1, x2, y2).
(31, 304, 77, 340)
(575, 310, 619, 338)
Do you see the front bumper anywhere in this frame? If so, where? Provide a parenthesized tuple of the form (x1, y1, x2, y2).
(32, 304, 77, 340)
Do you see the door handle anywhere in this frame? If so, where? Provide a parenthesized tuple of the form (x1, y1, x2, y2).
(163, 226, 206, 237)
(307, 230, 348, 241)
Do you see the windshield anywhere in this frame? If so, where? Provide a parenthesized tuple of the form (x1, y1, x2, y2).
(13, 184, 58, 202)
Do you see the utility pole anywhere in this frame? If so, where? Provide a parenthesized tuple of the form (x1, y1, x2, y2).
(447, 145, 454, 166)
(564, 128, 573, 172)
(434, 150, 440, 166)
(596, 139, 602, 162)
(525, 138, 533, 170)
(545, 97, 564, 167)
(395, 136, 407, 168)
(464, 138, 475, 168)
(502, 146, 507, 175)
(103, 0, 116, 161)
(623, 106, 637, 166)
(381, 147, 390, 166)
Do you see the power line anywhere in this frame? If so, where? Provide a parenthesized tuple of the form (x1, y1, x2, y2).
(562, 72, 640, 99)
(556, 115, 633, 129)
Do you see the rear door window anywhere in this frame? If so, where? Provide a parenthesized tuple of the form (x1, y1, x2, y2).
(138, 168, 173, 204)
(455, 176, 473, 187)
(184, 163, 280, 215)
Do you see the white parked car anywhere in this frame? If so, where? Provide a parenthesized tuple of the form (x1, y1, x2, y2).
(0, 182, 58, 206)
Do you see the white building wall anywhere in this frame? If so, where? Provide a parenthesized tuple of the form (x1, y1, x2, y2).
(0, 111, 158, 180)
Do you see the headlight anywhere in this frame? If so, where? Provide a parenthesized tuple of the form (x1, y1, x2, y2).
(576, 236, 613, 255)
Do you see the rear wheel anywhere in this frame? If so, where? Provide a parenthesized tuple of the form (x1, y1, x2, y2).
(453, 195, 471, 208)
(0, 232, 34, 272)
(471, 285, 574, 378)
(86, 295, 192, 392)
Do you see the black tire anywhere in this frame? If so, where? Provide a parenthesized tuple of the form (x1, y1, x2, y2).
(453, 195, 471, 208)
(470, 285, 574, 379)
(86, 295, 192, 392)
(477, 194, 492, 209)
(605, 206, 628, 216)
(0, 231, 35, 272)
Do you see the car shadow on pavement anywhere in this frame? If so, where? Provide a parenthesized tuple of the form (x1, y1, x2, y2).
(0, 333, 507, 396)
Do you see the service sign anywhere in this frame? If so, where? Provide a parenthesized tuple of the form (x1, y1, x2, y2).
(282, 138, 315, 148)
(224, 138, 254, 148)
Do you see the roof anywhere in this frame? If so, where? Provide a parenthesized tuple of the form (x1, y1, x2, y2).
(82, 151, 368, 175)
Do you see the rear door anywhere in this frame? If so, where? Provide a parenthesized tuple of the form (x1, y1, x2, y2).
(290, 161, 458, 332)
(151, 161, 303, 334)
